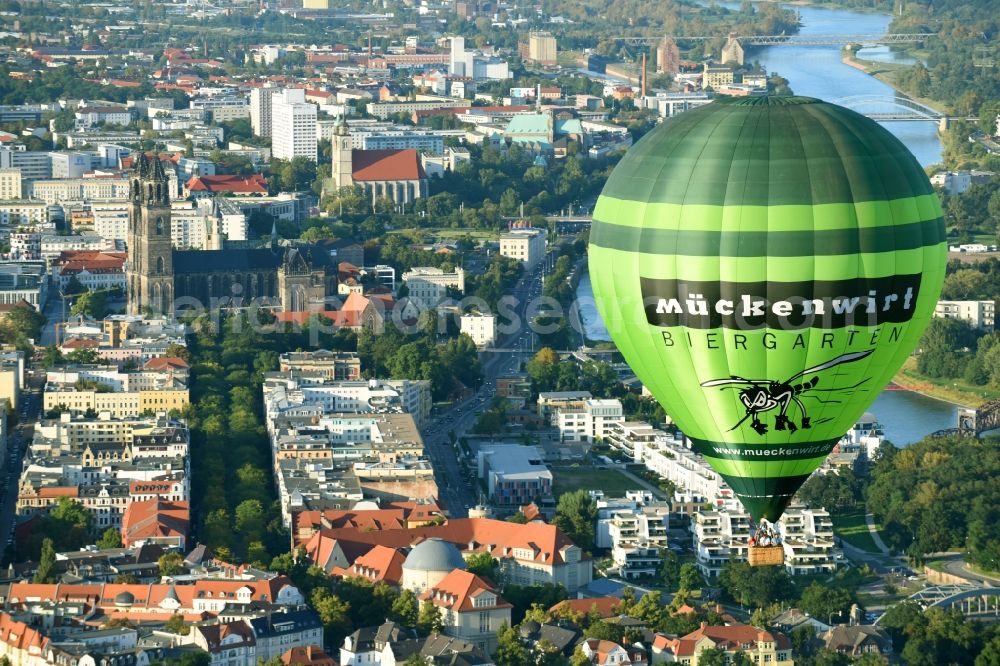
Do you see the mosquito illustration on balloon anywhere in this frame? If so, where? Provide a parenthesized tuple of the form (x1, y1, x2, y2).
(700, 350, 874, 435)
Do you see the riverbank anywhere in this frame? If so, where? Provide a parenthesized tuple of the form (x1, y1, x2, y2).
(841, 51, 951, 115)
(891, 357, 993, 408)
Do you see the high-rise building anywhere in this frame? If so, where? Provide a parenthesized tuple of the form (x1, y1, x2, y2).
(656, 36, 680, 75)
(250, 85, 281, 138)
(271, 89, 317, 162)
(449, 36, 467, 76)
(527, 31, 557, 66)
(721, 32, 745, 66)
(0, 169, 21, 199)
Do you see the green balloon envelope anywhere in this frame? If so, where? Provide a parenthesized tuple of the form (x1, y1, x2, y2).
(589, 96, 946, 522)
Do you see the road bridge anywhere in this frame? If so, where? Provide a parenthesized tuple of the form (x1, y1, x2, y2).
(833, 95, 944, 121)
(929, 400, 1000, 438)
(878, 585, 1000, 620)
(609, 33, 934, 46)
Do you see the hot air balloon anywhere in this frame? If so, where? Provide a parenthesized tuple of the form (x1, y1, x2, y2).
(589, 95, 946, 564)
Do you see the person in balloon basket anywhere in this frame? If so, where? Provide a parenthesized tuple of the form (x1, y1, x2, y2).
(749, 524, 782, 548)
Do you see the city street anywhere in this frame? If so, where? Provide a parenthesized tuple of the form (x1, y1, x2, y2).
(0, 372, 43, 561)
(420, 258, 549, 517)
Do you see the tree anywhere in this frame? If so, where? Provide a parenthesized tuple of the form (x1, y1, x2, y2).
(697, 647, 727, 666)
(63, 276, 87, 295)
(66, 347, 101, 365)
(553, 490, 597, 552)
(661, 550, 681, 588)
(799, 582, 853, 624)
(312, 587, 353, 647)
(678, 563, 703, 592)
(96, 527, 122, 549)
(0, 302, 45, 346)
(34, 538, 56, 583)
(504, 584, 568, 624)
(70, 289, 110, 319)
(159, 552, 185, 576)
(164, 613, 190, 635)
(526, 347, 560, 391)
(234, 498, 265, 535)
(718, 561, 793, 608)
(392, 588, 419, 628)
(417, 600, 443, 636)
(569, 648, 591, 666)
(494, 622, 528, 666)
(465, 551, 500, 582)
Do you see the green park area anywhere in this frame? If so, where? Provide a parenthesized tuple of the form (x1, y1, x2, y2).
(551, 465, 641, 499)
(831, 509, 883, 554)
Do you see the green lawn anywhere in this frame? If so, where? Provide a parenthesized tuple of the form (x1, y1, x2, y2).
(832, 509, 882, 554)
(551, 466, 643, 498)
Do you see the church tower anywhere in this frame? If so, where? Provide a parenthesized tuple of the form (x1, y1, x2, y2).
(126, 154, 174, 315)
(327, 115, 354, 193)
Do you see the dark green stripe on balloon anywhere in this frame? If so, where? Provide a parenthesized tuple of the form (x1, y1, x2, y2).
(600, 95, 934, 207)
(689, 437, 841, 461)
(590, 216, 945, 256)
(718, 473, 813, 523)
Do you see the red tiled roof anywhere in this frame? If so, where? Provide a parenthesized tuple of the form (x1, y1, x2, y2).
(144, 356, 190, 371)
(282, 645, 336, 666)
(665, 623, 791, 657)
(334, 545, 405, 585)
(274, 310, 364, 328)
(129, 479, 178, 495)
(420, 569, 511, 613)
(0, 299, 34, 312)
(550, 596, 620, 618)
(61, 338, 100, 349)
(55, 250, 126, 274)
(0, 611, 48, 653)
(351, 149, 426, 182)
(305, 517, 586, 568)
(186, 174, 268, 194)
(37, 487, 79, 498)
(121, 498, 190, 547)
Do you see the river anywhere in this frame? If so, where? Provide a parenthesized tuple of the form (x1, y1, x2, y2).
(576, 3, 957, 443)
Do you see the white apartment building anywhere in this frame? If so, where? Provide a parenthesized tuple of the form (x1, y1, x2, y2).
(477, 444, 553, 505)
(640, 429, 730, 504)
(93, 199, 245, 247)
(50, 151, 92, 179)
(271, 89, 317, 162)
(606, 420, 671, 463)
(595, 492, 670, 580)
(460, 312, 496, 348)
(250, 85, 282, 138)
(0, 262, 47, 308)
(29, 178, 129, 204)
(402, 266, 465, 309)
(264, 376, 432, 424)
(0, 168, 21, 199)
(554, 398, 623, 443)
(693, 506, 841, 578)
(92, 200, 129, 240)
(0, 199, 47, 225)
(40, 234, 112, 262)
(934, 299, 995, 330)
(499, 227, 546, 267)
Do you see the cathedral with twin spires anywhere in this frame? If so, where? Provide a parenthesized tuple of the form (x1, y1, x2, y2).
(126, 153, 339, 315)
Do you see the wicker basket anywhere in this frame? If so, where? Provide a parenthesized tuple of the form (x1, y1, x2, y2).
(748, 545, 784, 566)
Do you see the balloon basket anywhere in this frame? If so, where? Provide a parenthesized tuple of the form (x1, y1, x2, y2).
(748, 545, 784, 566)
